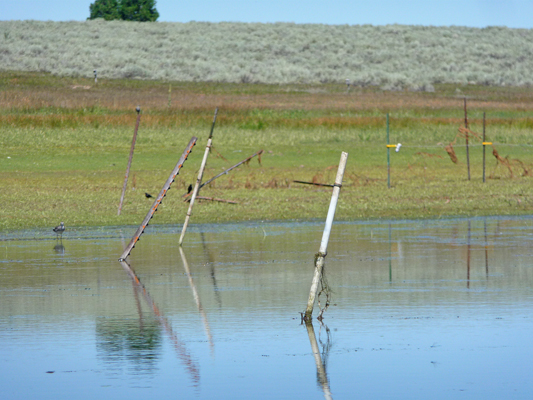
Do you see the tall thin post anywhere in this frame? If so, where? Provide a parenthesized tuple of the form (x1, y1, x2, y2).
(464, 97, 471, 180)
(119, 137, 197, 261)
(182, 149, 263, 201)
(305, 322, 333, 400)
(386, 113, 391, 189)
(304, 152, 348, 321)
(179, 108, 218, 246)
(482, 112, 486, 183)
(118, 106, 141, 215)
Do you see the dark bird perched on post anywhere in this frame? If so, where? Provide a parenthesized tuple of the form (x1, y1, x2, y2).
(145, 192, 153, 198)
(53, 222, 65, 239)
(187, 184, 193, 194)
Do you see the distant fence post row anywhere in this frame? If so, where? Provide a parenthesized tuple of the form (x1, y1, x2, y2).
(385, 99, 524, 187)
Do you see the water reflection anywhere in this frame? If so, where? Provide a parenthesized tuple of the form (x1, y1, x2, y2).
(119, 260, 201, 385)
(53, 243, 65, 255)
(178, 247, 214, 352)
(1, 217, 532, 399)
(384, 218, 494, 292)
(305, 321, 333, 400)
(467, 220, 471, 289)
(96, 317, 162, 376)
(200, 232, 222, 308)
(484, 219, 489, 278)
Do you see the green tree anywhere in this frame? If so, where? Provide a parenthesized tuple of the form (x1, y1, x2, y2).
(88, 0, 120, 21)
(88, 0, 159, 22)
(120, 0, 159, 21)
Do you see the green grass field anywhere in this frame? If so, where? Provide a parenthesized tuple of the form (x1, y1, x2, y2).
(1, 72, 532, 231)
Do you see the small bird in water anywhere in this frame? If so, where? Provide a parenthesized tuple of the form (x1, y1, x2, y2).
(53, 222, 65, 239)
(145, 192, 153, 198)
(187, 184, 193, 194)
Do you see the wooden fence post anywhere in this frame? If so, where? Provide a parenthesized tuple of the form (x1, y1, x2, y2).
(118, 106, 141, 215)
(464, 97, 471, 180)
(179, 108, 218, 246)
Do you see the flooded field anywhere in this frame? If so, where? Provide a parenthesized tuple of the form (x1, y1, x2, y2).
(1, 217, 532, 399)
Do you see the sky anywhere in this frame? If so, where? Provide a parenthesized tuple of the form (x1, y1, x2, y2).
(1, 0, 533, 28)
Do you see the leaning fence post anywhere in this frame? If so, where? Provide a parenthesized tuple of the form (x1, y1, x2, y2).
(182, 149, 263, 201)
(482, 112, 486, 183)
(386, 113, 390, 188)
(119, 137, 197, 261)
(118, 106, 141, 215)
(304, 151, 348, 321)
(179, 108, 218, 246)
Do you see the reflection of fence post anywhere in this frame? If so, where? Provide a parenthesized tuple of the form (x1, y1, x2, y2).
(119, 259, 201, 384)
(464, 97, 471, 180)
(304, 152, 348, 321)
(179, 108, 218, 246)
(119, 137, 197, 261)
(484, 219, 489, 277)
(305, 321, 333, 400)
(388, 223, 392, 282)
(179, 247, 214, 351)
(118, 106, 141, 215)
(467, 220, 471, 289)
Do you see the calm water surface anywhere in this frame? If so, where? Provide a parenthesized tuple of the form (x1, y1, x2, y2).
(1, 217, 532, 399)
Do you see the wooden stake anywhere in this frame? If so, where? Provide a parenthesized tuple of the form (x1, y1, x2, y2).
(119, 137, 197, 261)
(464, 97, 471, 180)
(188, 196, 238, 204)
(118, 106, 141, 215)
(304, 152, 348, 321)
(179, 108, 218, 246)
(293, 180, 334, 188)
(182, 149, 264, 201)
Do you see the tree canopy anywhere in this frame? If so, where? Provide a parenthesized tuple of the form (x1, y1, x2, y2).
(88, 0, 159, 22)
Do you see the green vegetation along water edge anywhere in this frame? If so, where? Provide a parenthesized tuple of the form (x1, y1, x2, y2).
(0, 72, 532, 231)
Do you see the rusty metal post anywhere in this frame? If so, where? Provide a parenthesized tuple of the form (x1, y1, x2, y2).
(464, 97, 471, 180)
(304, 152, 348, 321)
(118, 106, 141, 215)
(179, 108, 218, 246)
(119, 137, 197, 261)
